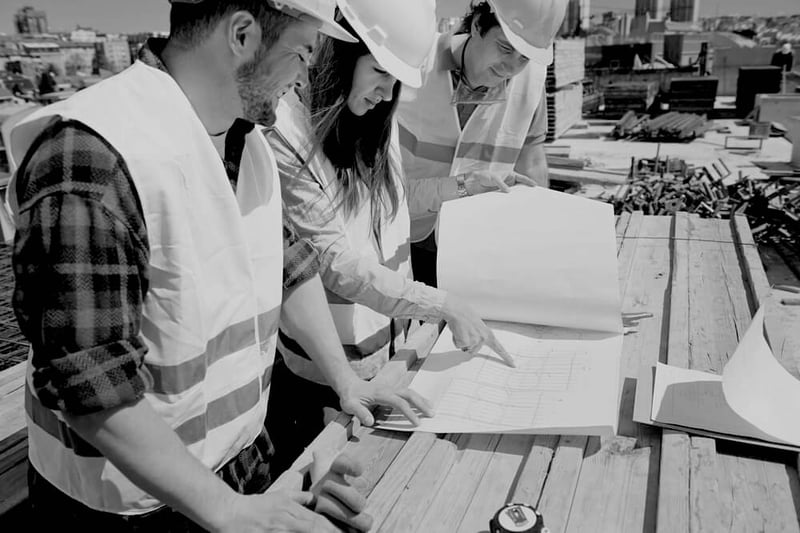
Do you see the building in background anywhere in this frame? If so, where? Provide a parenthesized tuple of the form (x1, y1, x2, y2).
(70, 27, 99, 43)
(635, 0, 667, 20)
(670, 0, 700, 23)
(560, 0, 591, 36)
(99, 36, 132, 73)
(14, 6, 48, 35)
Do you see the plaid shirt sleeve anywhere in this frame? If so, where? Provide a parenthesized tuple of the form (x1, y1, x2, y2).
(282, 220, 321, 290)
(12, 120, 151, 416)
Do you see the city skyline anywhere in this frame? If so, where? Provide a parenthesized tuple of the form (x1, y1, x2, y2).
(0, 0, 799, 35)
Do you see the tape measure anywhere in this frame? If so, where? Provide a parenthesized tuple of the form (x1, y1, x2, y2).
(490, 503, 549, 533)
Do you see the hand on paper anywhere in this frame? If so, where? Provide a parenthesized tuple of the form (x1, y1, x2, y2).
(338, 377, 434, 427)
(442, 293, 516, 367)
(463, 170, 537, 196)
(311, 451, 373, 532)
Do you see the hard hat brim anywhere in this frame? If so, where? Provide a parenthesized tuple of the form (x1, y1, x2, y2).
(370, 46, 423, 88)
(338, 5, 424, 88)
(496, 15, 553, 66)
(317, 19, 358, 42)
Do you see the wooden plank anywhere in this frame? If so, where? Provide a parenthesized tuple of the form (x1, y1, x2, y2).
(731, 215, 800, 377)
(656, 212, 692, 533)
(415, 433, 502, 532)
(536, 435, 588, 533)
(565, 216, 674, 533)
(455, 435, 534, 532)
(685, 215, 800, 532)
(375, 437, 459, 533)
(0, 428, 28, 515)
(360, 432, 437, 528)
(566, 436, 655, 533)
(510, 434, 560, 506)
(0, 368, 25, 443)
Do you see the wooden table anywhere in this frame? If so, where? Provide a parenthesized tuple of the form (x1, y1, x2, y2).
(283, 212, 800, 533)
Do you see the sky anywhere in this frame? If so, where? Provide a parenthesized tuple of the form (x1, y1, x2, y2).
(0, 0, 798, 35)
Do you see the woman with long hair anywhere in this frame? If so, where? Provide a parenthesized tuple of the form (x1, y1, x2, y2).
(265, 0, 512, 475)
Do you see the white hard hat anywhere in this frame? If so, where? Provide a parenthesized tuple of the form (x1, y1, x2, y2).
(336, 0, 436, 88)
(487, 0, 568, 66)
(168, 0, 358, 42)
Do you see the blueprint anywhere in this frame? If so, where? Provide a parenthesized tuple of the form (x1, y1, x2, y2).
(376, 188, 624, 436)
(377, 322, 622, 435)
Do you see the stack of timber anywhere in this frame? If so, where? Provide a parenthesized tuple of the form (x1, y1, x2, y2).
(601, 81, 658, 118)
(611, 110, 710, 142)
(546, 84, 583, 141)
(546, 39, 585, 90)
(545, 38, 584, 141)
(666, 77, 718, 115)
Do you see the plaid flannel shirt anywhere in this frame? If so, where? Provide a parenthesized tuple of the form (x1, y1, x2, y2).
(13, 39, 320, 417)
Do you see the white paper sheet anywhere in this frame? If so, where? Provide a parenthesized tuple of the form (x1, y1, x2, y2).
(650, 307, 800, 447)
(376, 188, 624, 435)
(437, 187, 622, 334)
(377, 322, 622, 436)
(723, 307, 800, 445)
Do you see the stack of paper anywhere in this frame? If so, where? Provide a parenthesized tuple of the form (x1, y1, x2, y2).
(634, 307, 800, 450)
(377, 187, 624, 436)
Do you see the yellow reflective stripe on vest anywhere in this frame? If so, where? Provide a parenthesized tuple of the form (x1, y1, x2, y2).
(398, 122, 455, 164)
(456, 142, 521, 165)
(27, 364, 272, 454)
(173, 374, 263, 445)
(25, 387, 102, 458)
(145, 307, 279, 396)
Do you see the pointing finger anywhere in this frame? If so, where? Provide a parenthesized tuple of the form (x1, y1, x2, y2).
(486, 332, 515, 367)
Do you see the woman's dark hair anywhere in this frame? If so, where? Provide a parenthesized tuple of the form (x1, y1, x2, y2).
(457, 1, 500, 36)
(305, 16, 402, 225)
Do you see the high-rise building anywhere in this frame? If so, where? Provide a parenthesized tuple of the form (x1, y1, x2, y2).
(100, 36, 133, 73)
(14, 6, 48, 35)
(670, 0, 700, 23)
(634, 0, 667, 20)
(559, 0, 591, 36)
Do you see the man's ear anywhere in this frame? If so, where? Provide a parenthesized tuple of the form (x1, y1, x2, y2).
(227, 10, 262, 61)
(471, 16, 482, 38)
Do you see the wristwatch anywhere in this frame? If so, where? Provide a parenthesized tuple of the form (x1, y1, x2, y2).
(456, 173, 469, 198)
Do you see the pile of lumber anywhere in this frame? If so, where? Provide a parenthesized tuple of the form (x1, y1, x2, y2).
(666, 77, 718, 115)
(608, 156, 800, 250)
(545, 39, 585, 141)
(546, 83, 583, 141)
(601, 81, 658, 118)
(611, 111, 710, 142)
(547, 39, 585, 91)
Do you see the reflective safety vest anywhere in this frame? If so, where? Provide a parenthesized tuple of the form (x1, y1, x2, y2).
(396, 32, 546, 242)
(272, 94, 409, 383)
(9, 61, 283, 515)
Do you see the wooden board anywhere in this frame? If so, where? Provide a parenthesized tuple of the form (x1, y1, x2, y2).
(262, 214, 800, 532)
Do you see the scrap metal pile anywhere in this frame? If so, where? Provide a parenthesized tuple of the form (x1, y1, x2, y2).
(609, 155, 800, 249)
(611, 111, 710, 142)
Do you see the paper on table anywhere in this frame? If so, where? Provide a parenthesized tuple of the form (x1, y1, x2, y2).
(437, 187, 622, 334)
(650, 363, 785, 444)
(722, 307, 800, 445)
(377, 322, 622, 436)
(649, 307, 800, 447)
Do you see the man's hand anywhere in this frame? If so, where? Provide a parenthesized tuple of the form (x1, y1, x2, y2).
(442, 293, 515, 367)
(337, 377, 434, 427)
(463, 170, 537, 196)
(312, 452, 373, 532)
(217, 490, 340, 533)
